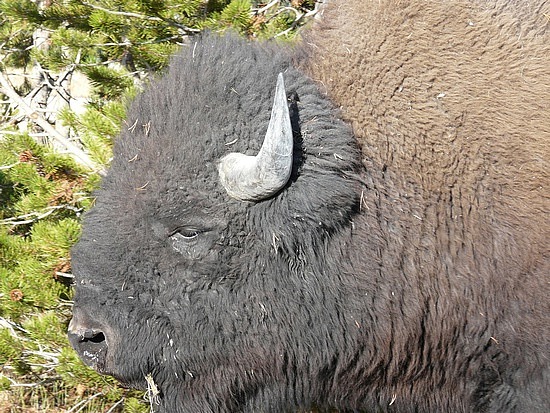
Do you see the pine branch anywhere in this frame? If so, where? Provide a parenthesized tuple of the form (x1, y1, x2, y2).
(89, 34, 182, 48)
(80, 1, 200, 34)
(0, 69, 105, 174)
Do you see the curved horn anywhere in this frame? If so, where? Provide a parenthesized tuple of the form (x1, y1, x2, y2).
(218, 73, 293, 201)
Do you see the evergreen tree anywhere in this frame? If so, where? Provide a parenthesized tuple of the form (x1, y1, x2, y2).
(0, 1, 320, 411)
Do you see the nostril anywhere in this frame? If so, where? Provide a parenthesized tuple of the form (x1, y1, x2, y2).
(68, 327, 108, 370)
(86, 331, 106, 343)
(81, 329, 104, 341)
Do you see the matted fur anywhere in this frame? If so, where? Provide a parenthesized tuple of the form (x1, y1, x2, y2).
(70, 1, 549, 412)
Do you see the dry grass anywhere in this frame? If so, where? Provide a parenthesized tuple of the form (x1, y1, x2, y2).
(0, 387, 127, 413)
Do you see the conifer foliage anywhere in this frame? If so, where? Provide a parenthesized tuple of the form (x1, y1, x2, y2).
(0, 0, 319, 411)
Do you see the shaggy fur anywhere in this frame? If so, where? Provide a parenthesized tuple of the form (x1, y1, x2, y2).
(70, 1, 549, 412)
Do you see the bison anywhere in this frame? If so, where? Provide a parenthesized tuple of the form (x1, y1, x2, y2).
(68, 0, 549, 412)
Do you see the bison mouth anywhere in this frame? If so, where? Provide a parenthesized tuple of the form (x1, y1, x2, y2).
(67, 324, 159, 394)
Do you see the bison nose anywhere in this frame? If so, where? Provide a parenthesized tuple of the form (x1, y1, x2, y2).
(68, 317, 108, 371)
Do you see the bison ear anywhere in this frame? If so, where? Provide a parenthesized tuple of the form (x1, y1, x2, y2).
(218, 73, 293, 202)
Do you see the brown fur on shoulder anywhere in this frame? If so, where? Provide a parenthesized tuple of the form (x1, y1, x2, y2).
(304, 0, 549, 290)
(303, 1, 549, 409)
(306, 1, 547, 205)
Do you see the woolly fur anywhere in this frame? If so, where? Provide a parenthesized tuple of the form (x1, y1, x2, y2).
(71, 1, 549, 412)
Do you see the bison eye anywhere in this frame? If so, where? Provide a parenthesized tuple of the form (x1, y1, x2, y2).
(158, 219, 223, 260)
(169, 228, 205, 257)
(171, 229, 200, 240)
(170, 228, 200, 243)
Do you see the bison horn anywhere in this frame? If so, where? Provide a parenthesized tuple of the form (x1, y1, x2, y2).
(218, 73, 293, 201)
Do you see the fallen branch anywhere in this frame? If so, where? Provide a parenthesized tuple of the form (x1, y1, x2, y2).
(252, 0, 321, 39)
(105, 399, 125, 413)
(66, 392, 104, 413)
(0, 204, 83, 226)
(55, 271, 75, 279)
(253, 0, 281, 15)
(3, 376, 39, 388)
(0, 161, 20, 170)
(0, 316, 30, 337)
(0, 70, 104, 174)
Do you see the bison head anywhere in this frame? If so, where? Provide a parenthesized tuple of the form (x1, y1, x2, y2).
(68, 33, 361, 412)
